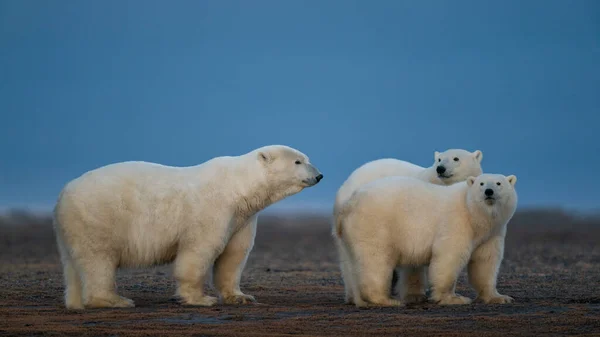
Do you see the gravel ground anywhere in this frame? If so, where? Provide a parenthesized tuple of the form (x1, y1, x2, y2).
(0, 211, 599, 336)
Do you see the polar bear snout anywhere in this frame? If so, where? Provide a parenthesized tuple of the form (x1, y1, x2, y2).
(484, 188, 494, 197)
(302, 173, 324, 186)
(436, 165, 453, 179)
(300, 164, 323, 186)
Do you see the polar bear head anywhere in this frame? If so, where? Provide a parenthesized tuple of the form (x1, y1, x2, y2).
(434, 149, 483, 185)
(467, 173, 518, 215)
(256, 145, 323, 199)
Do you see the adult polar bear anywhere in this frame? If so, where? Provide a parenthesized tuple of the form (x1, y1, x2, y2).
(336, 173, 517, 307)
(334, 149, 483, 212)
(53, 145, 323, 309)
(333, 149, 483, 304)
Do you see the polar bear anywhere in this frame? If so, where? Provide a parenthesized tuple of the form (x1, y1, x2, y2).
(333, 149, 483, 304)
(53, 145, 323, 309)
(334, 149, 483, 214)
(335, 173, 517, 307)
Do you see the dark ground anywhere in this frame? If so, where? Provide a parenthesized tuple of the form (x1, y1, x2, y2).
(0, 209, 599, 336)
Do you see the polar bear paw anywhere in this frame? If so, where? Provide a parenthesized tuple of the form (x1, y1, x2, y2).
(180, 294, 219, 307)
(85, 295, 135, 308)
(356, 297, 404, 308)
(435, 294, 472, 305)
(479, 294, 514, 304)
(222, 294, 256, 305)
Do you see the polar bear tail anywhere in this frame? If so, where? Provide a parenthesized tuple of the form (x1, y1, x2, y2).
(332, 203, 344, 238)
(333, 196, 357, 239)
(332, 205, 342, 238)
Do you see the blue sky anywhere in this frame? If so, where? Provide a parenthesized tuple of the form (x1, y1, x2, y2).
(0, 0, 598, 213)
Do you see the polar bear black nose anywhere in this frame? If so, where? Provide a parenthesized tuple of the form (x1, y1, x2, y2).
(436, 166, 446, 174)
(485, 189, 494, 197)
(315, 174, 323, 182)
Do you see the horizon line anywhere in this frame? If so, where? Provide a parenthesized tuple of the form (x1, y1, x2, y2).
(1, 202, 599, 217)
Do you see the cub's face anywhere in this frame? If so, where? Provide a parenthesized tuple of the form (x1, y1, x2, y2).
(258, 146, 323, 196)
(467, 173, 517, 207)
(434, 149, 483, 185)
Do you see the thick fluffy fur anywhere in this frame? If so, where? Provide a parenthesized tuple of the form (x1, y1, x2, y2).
(336, 173, 517, 307)
(53, 145, 323, 309)
(333, 149, 483, 303)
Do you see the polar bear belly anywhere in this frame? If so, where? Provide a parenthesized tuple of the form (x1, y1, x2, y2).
(391, 224, 436, 267)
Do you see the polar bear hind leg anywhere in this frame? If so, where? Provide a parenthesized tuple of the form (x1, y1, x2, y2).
(78, 252, 134, 308)
(335, 240, 355, 305)
(350, 245, 403, 307)
(56, 238, 84, 309)
(56, 218, 133, 309)
(62, 259, 84, 309)
(59, 248, 84, 309)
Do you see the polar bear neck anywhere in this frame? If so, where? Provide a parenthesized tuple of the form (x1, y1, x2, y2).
(228, 155, 287, 219)
(235, 183, 280, 219)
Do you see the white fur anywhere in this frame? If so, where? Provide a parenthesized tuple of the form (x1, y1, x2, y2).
(53, 145, 322, 309)
(336, 173, 517, 307)
(334, 149, 483, 214)
(333, 149, 483, 304)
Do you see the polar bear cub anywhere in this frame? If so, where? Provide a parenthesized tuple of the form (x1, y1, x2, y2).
(333, 149, 483, 303)
(336, 173, 517, 307)
(53, 145, 323, 309)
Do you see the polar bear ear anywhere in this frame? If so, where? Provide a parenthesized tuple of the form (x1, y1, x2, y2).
(258, 151, 273, 164)
(467, 176, 476, 186)
(473, 150, 483, 163)
(507, 175, 517, 186)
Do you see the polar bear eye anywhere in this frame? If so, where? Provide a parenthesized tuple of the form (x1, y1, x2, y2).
(453, 157, 459, 162)
(480, 182, 484, 186)
(295, 160, 301, 165)
(438, 158, 441, 162)
(496, 182, 501, 186)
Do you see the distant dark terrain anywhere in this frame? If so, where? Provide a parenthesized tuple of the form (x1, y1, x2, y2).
(1, 209, 599, 336)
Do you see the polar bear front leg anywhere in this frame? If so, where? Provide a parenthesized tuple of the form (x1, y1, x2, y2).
(468, 235, 513, 304)
(213, 215, 258, 305)
(174, 226, 231, 307)
(429, 243, 472, 305)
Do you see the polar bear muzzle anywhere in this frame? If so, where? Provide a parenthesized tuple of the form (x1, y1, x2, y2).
(302, 164, 323, 186)
(436, 165, 452, 179)
(484, 188, 496, 205)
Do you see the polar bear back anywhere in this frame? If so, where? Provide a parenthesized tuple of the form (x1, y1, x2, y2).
(59, 158, 236, 223)
(335, 159, 424, 213)
(343, 176, 466, 233)
(54, 158, 245, 266)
